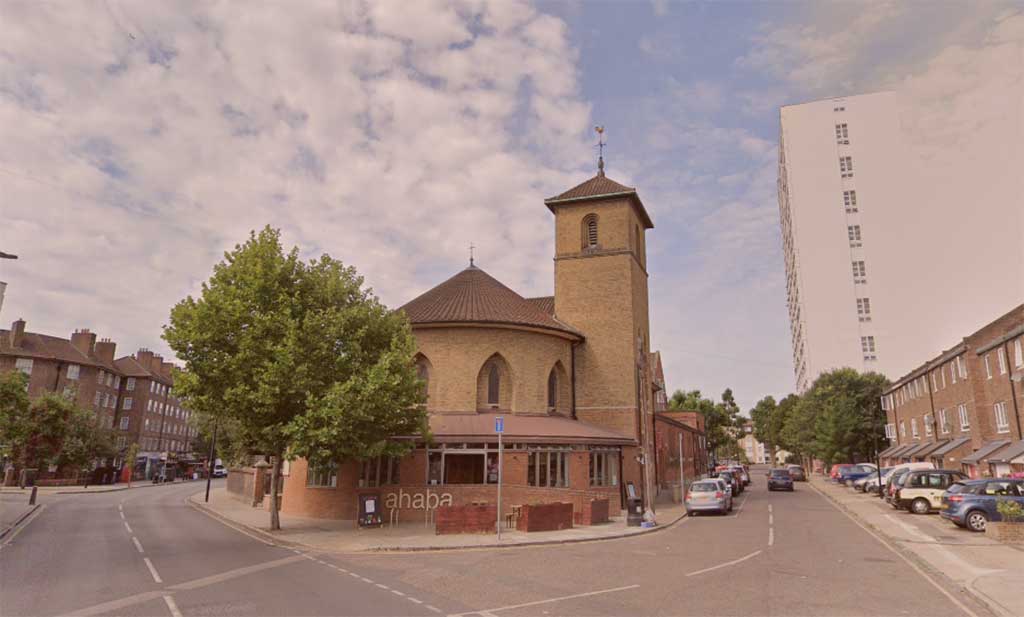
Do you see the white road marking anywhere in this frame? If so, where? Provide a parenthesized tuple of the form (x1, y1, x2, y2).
(349, 572, 360, 578)
(118, 504, 123, 512)
(375, 583, 389, 590)
(425, 605, 442, 613)
(144, 557, 162, 583)
(455, 585, 641, 615)
(361, 577, 374, 583)
(768, 527, 775, 546)
(119, 511, 125, 520)
(685, 550, 762, 577)
(391, 590, 405, 596)
(1, 505, 46, 550)
(407, 597, 424, 604)
(768, 504, 773, 513)
(124, 521, 133, 533)
(187, 499, 276, 546)
(131, 536, 144, 553)
(162, 595, 183, 617)
(809, 482, 979, 617)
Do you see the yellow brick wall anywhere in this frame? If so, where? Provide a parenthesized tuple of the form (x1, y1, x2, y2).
(412, 326, 574, 414)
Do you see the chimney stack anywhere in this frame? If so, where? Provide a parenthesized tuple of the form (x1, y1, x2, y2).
(95, 338, 117, 365)
(70, 328, 97, 356)
(9, 319, 25, 348)
(151, 354, 164, 373)
(160, 361, 175, 380)
(136, 348, 154, 371)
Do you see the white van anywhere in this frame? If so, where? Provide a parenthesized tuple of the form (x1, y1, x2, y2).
(862, 461, 933, 493)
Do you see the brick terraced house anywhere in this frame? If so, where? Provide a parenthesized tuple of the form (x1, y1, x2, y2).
(279, 168, 707, 524)
(880, 304, 1024, 477)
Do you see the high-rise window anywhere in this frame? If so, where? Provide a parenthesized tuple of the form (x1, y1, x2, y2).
(848, 225, 862, 246)
(852, 260, 866, 283)
(843, 190, 858, 212)
(856, 297, 871, 321)
(861, 336, 876, 360)
(839, 156, 854, 178)
(835, 123, 849, 144)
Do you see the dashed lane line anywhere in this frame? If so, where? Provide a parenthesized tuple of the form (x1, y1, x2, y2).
(162, 595, 182, 617)
(425, 605, 442, 613)
(768, 527, 775, 547)
(131, 536, 144, 554)
(119, 511, 125, 520)
(144, 557, 163, 583)
(124, 521, 132, 533)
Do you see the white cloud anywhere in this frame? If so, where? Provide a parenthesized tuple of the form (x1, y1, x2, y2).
(0, 0, 592, 361)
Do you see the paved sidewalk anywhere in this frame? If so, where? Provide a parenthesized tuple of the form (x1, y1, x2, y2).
(189, 488, 687, 552)
(0, 479, 205, 495)
(810, 475, 1023, 617)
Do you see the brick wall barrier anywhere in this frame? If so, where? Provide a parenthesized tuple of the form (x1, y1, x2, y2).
(226, 468, 256, 504)
(435, 504, 497, 535)
(517, 501, 573, 532)
(986, 522, 1024, 544)
(574, 498, 609, 525)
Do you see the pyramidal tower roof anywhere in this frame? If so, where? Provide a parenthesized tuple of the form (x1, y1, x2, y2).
(399, 265, 582, 339)
(544, 172, 653, 229)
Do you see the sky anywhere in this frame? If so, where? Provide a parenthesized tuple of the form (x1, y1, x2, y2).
(1, 1, 1021, 412)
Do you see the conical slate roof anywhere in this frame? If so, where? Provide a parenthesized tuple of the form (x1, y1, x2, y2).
(544, 172, 653, 229)
(399, 266, 582, 339)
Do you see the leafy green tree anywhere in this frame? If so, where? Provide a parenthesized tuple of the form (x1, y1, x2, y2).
(1, 371, 114, 475)
(164, 227, 428, 530)
(668, 388, 743, 463)
(802, 368, 889, 467)
(749, 395, 777, 461)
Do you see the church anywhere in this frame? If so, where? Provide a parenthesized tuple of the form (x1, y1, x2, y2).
(280, 161, 683, 524)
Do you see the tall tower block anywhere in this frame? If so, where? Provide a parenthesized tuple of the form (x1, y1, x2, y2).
(545, 172, 655, 441)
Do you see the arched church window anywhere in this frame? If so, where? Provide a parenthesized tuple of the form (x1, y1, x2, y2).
(416, 357, 430, 400)
(582, 214, 598, 249)
(488, 364, 500, 406)
(547, 369, 558, 409)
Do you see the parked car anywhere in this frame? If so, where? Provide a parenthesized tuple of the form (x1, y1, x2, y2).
(894, 469, 968, 514)
(885, 468, 912, 505)
(785, 465, 806, 482)
(829, 464, 854, 482)
(838, 464, 877, 486)
(717, 470, 741, 496)
(767, 468, 795, 491)
(853, 467, 889, 492)
(868, 462, 932, 495)
(940, 478, 1024, 532)
(212, 464, 227, 478)
(731, 465, 751, 486)
(686, 479, 733, 516)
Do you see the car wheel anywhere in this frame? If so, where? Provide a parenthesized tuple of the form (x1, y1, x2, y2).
(911, 498, 931, 515)
(966, 510, 988, 532)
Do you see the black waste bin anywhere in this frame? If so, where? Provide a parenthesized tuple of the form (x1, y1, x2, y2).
(625, 482, 643, 527)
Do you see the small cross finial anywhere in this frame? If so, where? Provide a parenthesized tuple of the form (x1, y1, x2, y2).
(469, 242, 475, 267)
(595, 126, 606, 177)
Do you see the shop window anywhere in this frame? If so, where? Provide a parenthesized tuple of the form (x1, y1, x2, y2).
(359, 456, 401, 487)
(445, 453, 485, 484)
(527, 448, 569, 487)
(307, 461, 337, 488)
(590, 449, 619, 487)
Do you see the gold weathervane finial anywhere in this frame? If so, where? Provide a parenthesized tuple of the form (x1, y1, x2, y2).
(595, 126, 606, 176)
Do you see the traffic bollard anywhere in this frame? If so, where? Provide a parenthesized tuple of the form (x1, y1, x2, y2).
(29, 486, 37, 505)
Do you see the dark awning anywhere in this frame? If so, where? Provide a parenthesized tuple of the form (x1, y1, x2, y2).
(911, 440, 951, 459)
(900, 441, 934, 459)
(988, 440, 1024, 464)
(929, 437, 971, 457)
(878, 443, 903, 458)
(961, 440, 1011, 465)
(885, 444, 915, 458)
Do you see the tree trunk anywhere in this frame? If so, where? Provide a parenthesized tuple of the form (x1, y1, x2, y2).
(269, 454, 282, 531)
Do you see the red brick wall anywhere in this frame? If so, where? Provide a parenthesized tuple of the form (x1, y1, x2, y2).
(575, 498, 609, 525)
(435, 504, 496, 534)
(517, 501, 573, 532)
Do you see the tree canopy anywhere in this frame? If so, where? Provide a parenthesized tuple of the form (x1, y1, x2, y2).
(668, 388, 744, 460)
(164, 226, 428, 529)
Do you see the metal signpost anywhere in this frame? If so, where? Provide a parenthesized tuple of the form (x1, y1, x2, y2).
(495, 416, 504, 540)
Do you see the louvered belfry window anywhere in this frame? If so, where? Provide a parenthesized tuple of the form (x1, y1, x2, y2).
(583, 214, 598, 248)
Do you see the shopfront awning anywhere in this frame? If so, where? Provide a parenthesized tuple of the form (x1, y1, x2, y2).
(961, 440, 1011, 465)
(929, 437, 971, 458)
(422, 413, 636, 446)
(987, 439, 1024, 464)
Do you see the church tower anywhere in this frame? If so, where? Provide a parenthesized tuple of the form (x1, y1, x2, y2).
(545, 157, 655, 491)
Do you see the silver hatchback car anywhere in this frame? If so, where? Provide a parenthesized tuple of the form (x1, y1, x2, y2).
(685, 479, 733, 516)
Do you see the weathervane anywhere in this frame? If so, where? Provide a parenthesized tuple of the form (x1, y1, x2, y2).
(595, 126, 606, 176)
(469, 242, 475, 267)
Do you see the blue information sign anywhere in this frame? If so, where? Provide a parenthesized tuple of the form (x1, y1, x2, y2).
(495, 416, 504, 433)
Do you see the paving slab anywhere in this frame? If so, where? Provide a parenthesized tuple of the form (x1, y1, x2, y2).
(188, 487, 687, 552)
